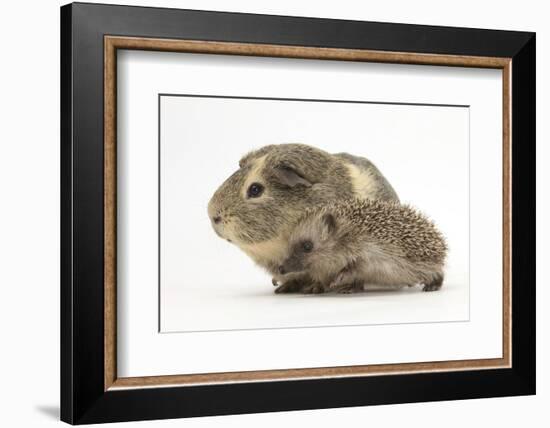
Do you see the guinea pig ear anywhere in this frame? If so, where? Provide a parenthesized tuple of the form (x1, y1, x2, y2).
(321, 213, 337, 235)
(239, 152, 254, 168)
(273, 164, 312, 188)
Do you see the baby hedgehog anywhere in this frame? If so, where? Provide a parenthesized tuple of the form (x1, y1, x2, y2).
(275, 198, 447, 294)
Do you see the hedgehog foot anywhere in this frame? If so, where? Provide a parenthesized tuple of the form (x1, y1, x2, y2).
(302, 282, 326, 294)
(422, 273, 443, 292)
(335, 281, 364, 294)
(274, 279, 304, 294)
(328, 265, 357, 291)
(275, 277, 318, 293)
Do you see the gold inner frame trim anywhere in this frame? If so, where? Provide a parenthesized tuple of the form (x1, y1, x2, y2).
(104, 35, 512, 391)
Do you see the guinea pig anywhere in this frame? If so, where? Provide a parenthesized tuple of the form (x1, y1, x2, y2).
(207, 143, 398, 292)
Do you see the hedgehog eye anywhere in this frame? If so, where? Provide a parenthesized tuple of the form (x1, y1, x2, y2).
(302, 241, 313, 252)
(247, 183, 264, 198)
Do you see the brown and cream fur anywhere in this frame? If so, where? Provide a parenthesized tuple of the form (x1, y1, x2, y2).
(207, 144, 399, 292)
(275, 198, 447, 293)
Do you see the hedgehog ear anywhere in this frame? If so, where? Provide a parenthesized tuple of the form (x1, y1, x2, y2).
(273, 163, 312, 188)
(322, 213, 337, 235)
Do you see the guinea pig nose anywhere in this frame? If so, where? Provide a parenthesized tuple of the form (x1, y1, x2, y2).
(278, 266, 286, 275)
(213, 216, 222, 224)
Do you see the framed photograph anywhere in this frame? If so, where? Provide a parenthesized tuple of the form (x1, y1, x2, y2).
(60, 2, 535, 424)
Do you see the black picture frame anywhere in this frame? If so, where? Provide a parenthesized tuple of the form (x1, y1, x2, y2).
(61, 2, 535, 424)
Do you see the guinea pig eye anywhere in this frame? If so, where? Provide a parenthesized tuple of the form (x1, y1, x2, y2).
(247, 182, 264, 198)
(302, 241, 314, 252)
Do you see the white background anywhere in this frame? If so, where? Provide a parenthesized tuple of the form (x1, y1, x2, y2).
(160, 95, 471, 332)
(0, 0, 546, 427)
(119, 51, 502, 377)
